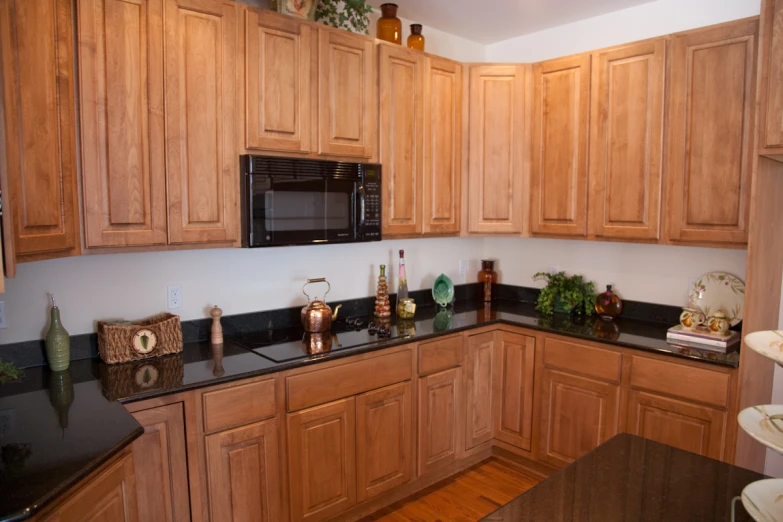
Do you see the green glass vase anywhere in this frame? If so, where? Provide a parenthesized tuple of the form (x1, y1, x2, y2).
(45, 295, 70, 371)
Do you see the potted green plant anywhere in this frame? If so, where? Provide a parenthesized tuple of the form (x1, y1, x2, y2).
(533, 271, 597, 316)
(316, 0, 374, 34)
(0, 359, 23, 384)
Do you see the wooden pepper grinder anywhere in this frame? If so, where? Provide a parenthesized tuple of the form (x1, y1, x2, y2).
(210, 306, 223, 344)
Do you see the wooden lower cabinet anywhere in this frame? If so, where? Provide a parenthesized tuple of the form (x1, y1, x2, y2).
(418, 367, 462, 476)
(493, 332, 535, 451)
(288, 398, 357, 522)
(465, 332, 495, 450)
(539, 368, 621, 468)
(627, 390, 727, 460)
(205, 419, 282, 522)
(128, 403, 190, 522)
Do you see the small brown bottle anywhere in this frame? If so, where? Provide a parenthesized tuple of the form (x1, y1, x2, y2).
(595, 285, 622, 321)
(478, 260, 497, 302)
(407, 24, 425, 51)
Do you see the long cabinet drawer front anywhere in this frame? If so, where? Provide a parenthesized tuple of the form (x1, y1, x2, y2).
(543, 336, 622, 383)
(287, 350, 412, 412)
(629, 356, 731, 408)
(203, 378, 277, 433)
(418, 335, 464, 375)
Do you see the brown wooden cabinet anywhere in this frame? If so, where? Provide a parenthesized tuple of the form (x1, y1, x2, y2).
(379, 44, 425, 236)
(205, 419, 282, 522)
(465, 332, 495, 450)
(588, 39, 665, 240)
(0, 0, 80, 261)
(665, 19, 757, 245)
(467, 65, 527, 234)
(418, 367, 462, 476)
(758, 0, 783, 157)
(423, 56, 462, 235)
(531, 54, 590, 238)
(164, 0, 238, 245)
(356, 382, 413, 502)
(288, 398, 357, 522)
(128, 403, 190, 522)
(493, 331, 535, 452)
(317, 28, 374, 158)
(77, 0, 168, 248)
(244, 8, 312, 153)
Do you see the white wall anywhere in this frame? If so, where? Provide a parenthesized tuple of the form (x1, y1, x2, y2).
(485, 0, 760, 62)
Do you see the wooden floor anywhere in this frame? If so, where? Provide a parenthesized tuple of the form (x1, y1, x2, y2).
(359, 458, 542, 522)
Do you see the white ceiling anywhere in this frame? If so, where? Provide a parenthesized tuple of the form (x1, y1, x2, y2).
(367, 0, 656, 44)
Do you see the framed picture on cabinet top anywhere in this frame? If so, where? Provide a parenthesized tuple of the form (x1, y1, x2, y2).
(271, 0, 318, 20)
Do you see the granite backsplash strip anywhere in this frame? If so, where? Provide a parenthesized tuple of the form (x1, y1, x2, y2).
(0, 283, 686, 369)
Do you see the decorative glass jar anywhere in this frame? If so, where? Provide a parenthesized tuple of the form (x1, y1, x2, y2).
(376, 3, 402, 44)
(478, 260, 497, 302)
(594, 285, 623, 321)
(407, 24, 425, 51)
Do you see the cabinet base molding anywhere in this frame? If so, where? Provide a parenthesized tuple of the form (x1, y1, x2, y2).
(491, 445, 558, 481)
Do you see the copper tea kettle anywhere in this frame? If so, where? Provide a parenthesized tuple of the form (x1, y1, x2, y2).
(301, 278, 342, 333)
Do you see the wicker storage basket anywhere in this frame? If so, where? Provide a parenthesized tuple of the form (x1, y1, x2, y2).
(97, 313, 183, 364)
(100, 354, 185, 401)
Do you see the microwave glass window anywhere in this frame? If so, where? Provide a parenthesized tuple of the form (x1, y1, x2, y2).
(264, 191, 350, 231)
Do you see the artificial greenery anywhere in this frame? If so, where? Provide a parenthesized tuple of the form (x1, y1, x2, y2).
(316, 0, 373, 34)
(533, 271, 597, 316)
(0, 359, 23, 384)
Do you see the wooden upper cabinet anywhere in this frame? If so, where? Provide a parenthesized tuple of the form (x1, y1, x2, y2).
(758, 1, 783, 156)
(164, 0, 238, 244)
(465, 331, 495, 450)
(423, 57, 462, 235)
(493, 331, 535, 452)
(589, 40, 665, 240)
(317, 28, 374, 158)
(0, 0, 79, 259)
(468, 65, 527, 234)
(245, 8, 311, 153)
(379, 44, 424, 236)
(78, 0, 167, 248)
(665, 19, 757, 245)
(418, 367, 461, 476)
(531, 54, 590, 237)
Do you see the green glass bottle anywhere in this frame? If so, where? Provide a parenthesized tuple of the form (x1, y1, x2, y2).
(45, 294, 71, 371)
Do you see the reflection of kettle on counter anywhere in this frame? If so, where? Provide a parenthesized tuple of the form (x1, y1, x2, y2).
(301, 278, 342, 333)
(302, 331, 342, 355)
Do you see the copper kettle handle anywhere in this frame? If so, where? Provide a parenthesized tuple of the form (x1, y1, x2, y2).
(303, 278, 330, 301)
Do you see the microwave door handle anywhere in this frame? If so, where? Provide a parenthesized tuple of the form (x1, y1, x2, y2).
(358, 185, 366, 228)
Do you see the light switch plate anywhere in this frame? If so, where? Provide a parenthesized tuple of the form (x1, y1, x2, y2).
(0, 301, 6, 329)
(0, 408, 14, 437)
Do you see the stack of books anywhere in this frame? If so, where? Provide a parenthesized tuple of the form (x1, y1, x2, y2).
(666, 324, 740, 352)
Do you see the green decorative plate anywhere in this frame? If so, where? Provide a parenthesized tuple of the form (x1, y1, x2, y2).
(432, 274, 455, 308)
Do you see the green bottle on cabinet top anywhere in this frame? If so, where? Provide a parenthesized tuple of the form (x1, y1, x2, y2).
(45, 294, 70, 371)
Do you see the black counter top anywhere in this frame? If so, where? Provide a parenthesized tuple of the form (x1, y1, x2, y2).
(481, 433, 765, 521)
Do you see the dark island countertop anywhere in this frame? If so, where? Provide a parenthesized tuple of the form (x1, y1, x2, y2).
(0, 298, 740, 521)
(480, 433, 765, 521)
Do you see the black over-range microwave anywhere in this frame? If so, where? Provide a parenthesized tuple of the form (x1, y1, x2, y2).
(240, 155, 382, 247)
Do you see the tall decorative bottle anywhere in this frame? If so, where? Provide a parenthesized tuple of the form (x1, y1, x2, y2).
(45, 294, 71, 371)
(375, 265, 391, 318)
(398, 250, 409, 300)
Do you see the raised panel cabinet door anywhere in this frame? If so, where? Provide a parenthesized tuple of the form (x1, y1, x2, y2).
(0, 0, 79, 258)
(423, 56, 462, 235)
(129, 403, 190, 522)
(287, 398, 356, 522)
(531, 54, 590, 237)
(205, 419, 282, 522)
(588, 39, 665, 240)
(492, 331, 535, 451)
(417, 367, 461, 476)
(41, 453, 139, 522)
(468, 65, 526, 234)
(465, 331, 494, 450)
(759, 0, 783, 153)
(318, 28, 374, 158)
(666, 19, 757, 245)
(356, 381, 413, 502)
(627, 390, 727, 460)
(164, 0, 238, 244)
(78, 0, 168, 248)
(379, 44, 424, 236)
(245, 9, 311, 153)
(539, 368, 620, 468)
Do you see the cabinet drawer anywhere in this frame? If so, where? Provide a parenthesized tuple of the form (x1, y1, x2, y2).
(630, 356, 731, 408)
(418, 335, 464, 375)
(543, 337, 622, 383)
(203, 378, 277, 433)
(287, 350, 412, 412)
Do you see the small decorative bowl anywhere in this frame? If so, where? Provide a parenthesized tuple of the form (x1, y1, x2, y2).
(432, 274, 455, 308)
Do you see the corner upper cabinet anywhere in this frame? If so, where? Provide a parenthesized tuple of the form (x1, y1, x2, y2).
(318, 28, 374, 158)
(665, 19, 757, 245)
(78, 0, 168, 248)
(531, 54, 590, 238)
(379, 44, 425, 236)
(244, 8, 311, 153)
(467, 65, 527, 234)
(164, 0, 238, 245)
(0, 0, 80, 261)
(758, 0, 783, 157)
(588, 40, 665, 240)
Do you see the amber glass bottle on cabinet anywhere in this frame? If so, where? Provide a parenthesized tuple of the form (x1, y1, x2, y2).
(407, 24, 425, 51)
(478, 260, 497, 302)
(377, 3, 402, 44)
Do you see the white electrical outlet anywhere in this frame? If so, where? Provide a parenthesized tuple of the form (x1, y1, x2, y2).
(459, 260, 468, 279)
(0, 301, 6, 329)
(167, 285, 183, 310)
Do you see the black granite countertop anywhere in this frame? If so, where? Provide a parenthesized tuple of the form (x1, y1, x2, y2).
(481, 433, 765, 521)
